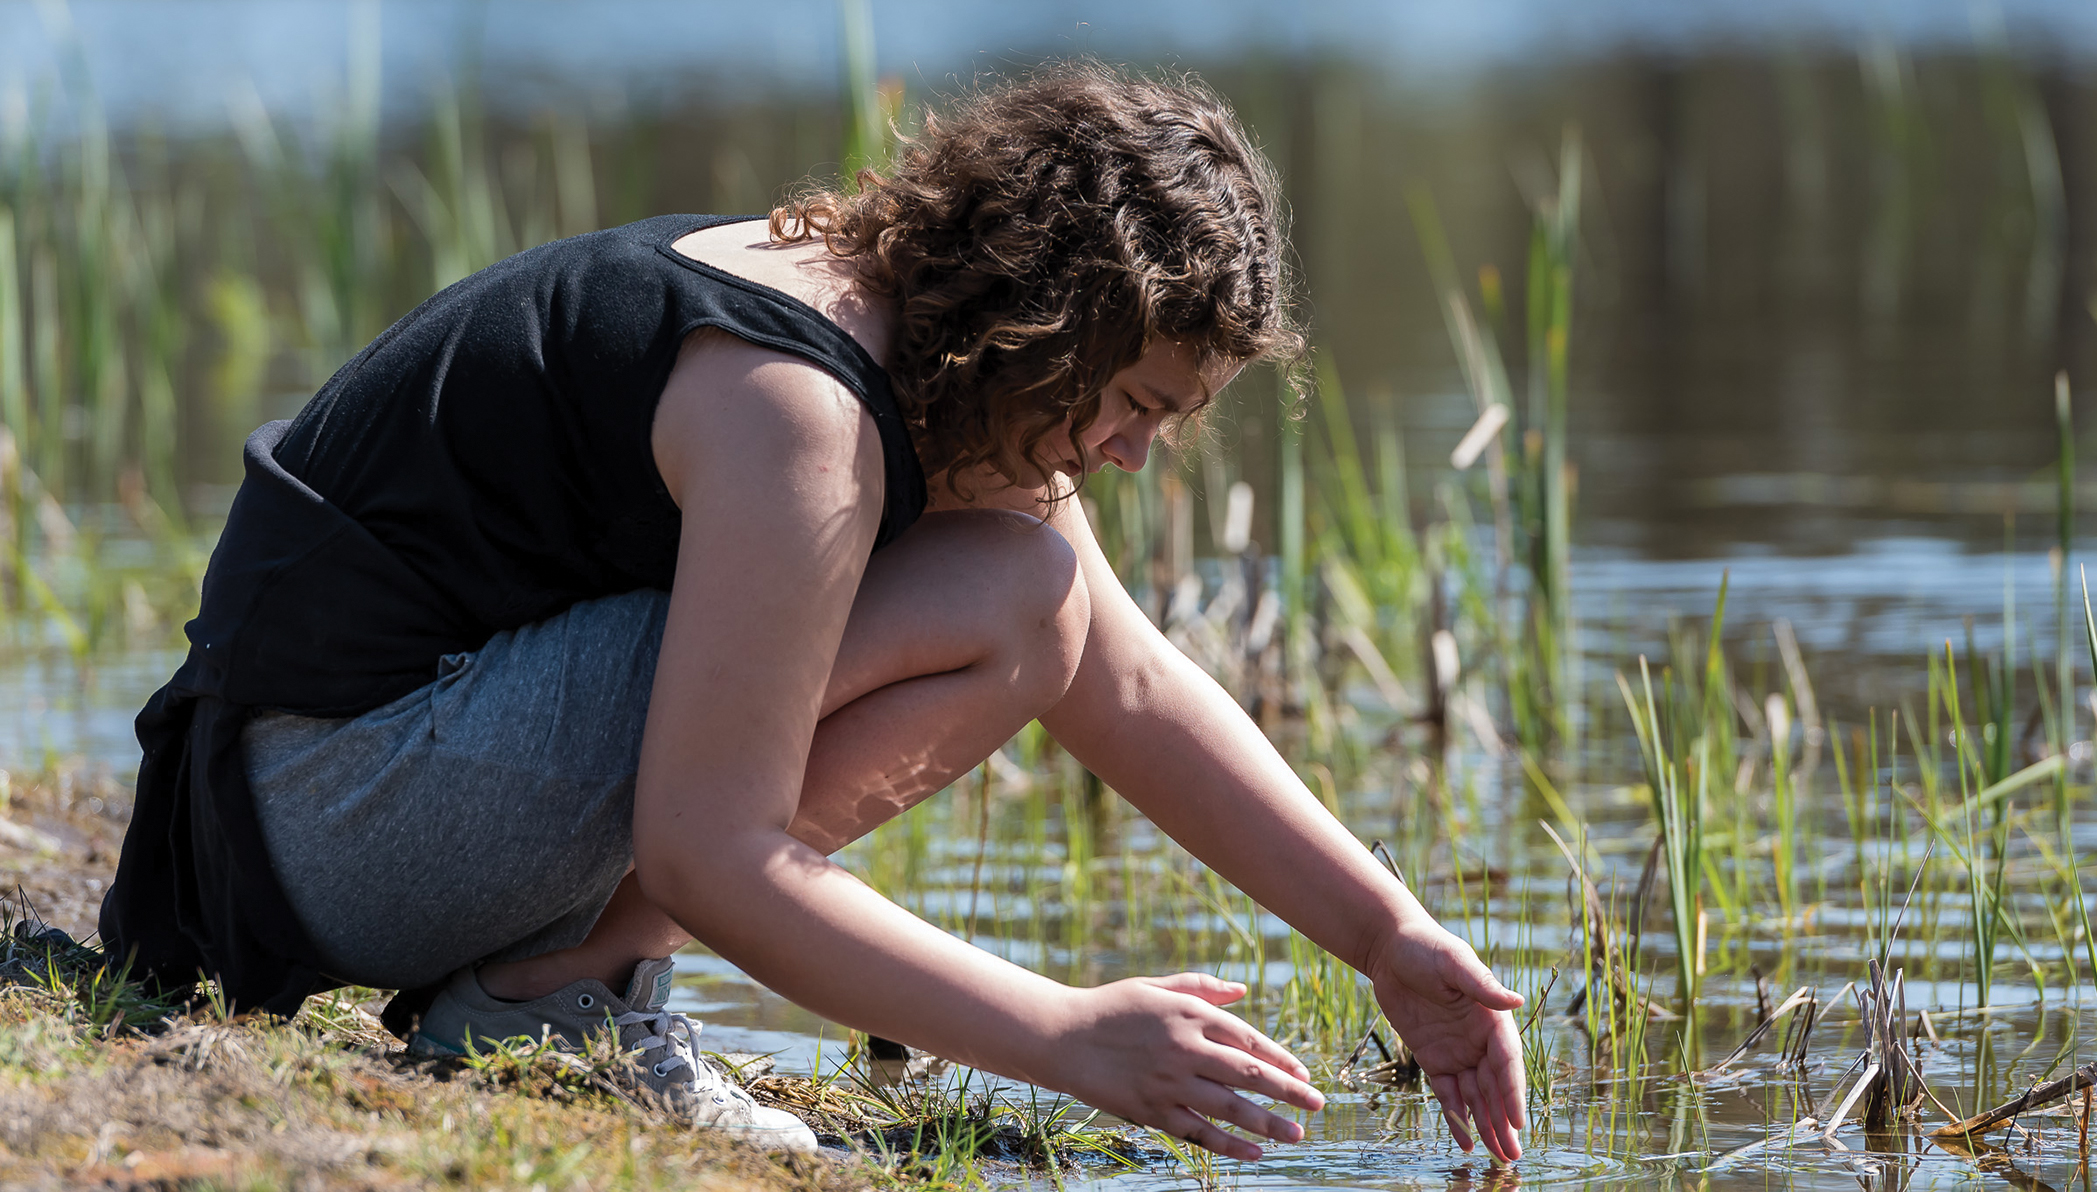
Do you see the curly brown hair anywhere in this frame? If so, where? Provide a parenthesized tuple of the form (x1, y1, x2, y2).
(770, 61, 1303, 495)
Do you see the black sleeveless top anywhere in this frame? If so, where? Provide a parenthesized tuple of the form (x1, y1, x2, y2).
(101, 215, 928, 1014)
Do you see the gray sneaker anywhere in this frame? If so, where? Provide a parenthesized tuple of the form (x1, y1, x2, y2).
(408, 958, 817, 1153)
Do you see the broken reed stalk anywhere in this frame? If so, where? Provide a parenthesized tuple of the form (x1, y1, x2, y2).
(1823, 1059, 1884, 1140)
(1778, 989, 1821, 1067)
(1338, 1026, 1420, 1090)
(1624, 834, 1663, 976)
(1860, 959, 1926, 1130)
(1704, 985, 1816, 1075)
(1931, 1058, 2097, 1139)
(1809, 966, 1952, 1139)
(1540, 822, 1672, 1032)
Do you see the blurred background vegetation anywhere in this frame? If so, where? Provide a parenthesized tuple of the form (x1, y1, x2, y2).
(17, 8, 2097, 1154)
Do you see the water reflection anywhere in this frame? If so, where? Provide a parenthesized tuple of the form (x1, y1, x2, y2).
(8, 12, 2097, 1192)
(656, 875, 2097, 1191)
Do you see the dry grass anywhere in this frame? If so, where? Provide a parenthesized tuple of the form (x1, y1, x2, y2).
(0, 981, 884, 1191)
(0, 776, 1150, 1190)
(0, 772, 865, 1189)
(0, 764, 126, 944)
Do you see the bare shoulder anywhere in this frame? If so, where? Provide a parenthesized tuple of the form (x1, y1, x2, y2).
(653, 217, 895, 513)
(650, 328, 883, 514)
(668, 220, 892, 362)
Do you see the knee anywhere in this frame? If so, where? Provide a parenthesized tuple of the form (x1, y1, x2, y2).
(935, 510, 1089, 705)
(1006, 519, 1089, 704)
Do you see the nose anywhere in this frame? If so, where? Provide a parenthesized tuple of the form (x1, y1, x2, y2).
(1098, 421, 1158, 473)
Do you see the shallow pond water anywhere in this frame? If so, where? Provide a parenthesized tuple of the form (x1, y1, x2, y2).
(648, 528, 2097, 1192)
(20, 538, 2097, 1189)
(12, 11, 2097, 1186)
(670, 864, 2097, 1192)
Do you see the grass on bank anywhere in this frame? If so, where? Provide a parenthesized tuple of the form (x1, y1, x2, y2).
(12, 12, 2097, 1180)
(0, 903, 1161, 1191)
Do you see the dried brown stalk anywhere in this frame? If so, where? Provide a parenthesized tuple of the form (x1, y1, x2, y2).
(1931, 1059, 2097, 1140)
(1540, 822, 1674, 1031)
(1703, 985, 1815, 1076)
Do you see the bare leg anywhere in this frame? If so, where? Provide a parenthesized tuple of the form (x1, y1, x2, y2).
(478, 511, 1088, 1000)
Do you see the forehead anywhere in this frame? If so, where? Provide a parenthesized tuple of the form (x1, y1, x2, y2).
(1122, 339, 1246, 408)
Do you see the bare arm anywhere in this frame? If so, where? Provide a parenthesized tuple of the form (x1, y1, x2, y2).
(633, 336, 1321, 1159)
(1033, 492, 1529, 1162)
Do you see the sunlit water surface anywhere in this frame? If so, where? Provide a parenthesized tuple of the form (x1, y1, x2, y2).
(19, 539, 2097, 1190)
(13, 4, 2097, 1184)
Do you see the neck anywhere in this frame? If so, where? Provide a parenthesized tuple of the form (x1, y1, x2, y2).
(777, 236, 896, 365)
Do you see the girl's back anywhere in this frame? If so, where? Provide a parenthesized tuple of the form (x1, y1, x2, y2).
(255, 212, 924, 712)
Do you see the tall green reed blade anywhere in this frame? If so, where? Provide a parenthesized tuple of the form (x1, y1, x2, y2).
(1683, 579, 1747, 939)
(1877, 712, 1905, 967)
(1995, 525, 2017, 790)
(324, 0, 386, 362)
(2073, 563, 2097, 987)
(122, 134, 188, 523)
(1373, 400, 1416, 566)
(1702, 572, 1736, 795)
(1529, 128, 1581, 736)
(231, 5, 392, 382)
(65, 71, 121, 497)
(1308, 358, 1433, 723)
(0, 208, 24, 465)
(1405, 140, 1586, 756)
(1860, 712, 1892, 965)
(2058, 371, 2075, 575)
(838, 0, 896, 183)
(423, 79, 512, 292)
(1622, 657, 1700, 1005)
(0, 205, 26, 589)
(2053, 373, 2088, 987)
(1311, 354, 1382, 576)
(28, 244, 60, 501)
(1404, 185, 1515, 582)
(549, 108, 599, 238)
(1279, 394, 1307, 697)
(1943, 640, 2000, 1007)
(1769, 690, 1798, 921)
(1406, 183, 1543, 759)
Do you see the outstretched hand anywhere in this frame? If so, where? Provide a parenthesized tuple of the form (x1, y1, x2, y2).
(1043, 972, 1325, 1161)
(1370, 925, 1527, 1162)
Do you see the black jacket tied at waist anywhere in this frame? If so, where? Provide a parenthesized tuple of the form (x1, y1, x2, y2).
(106, 421, 476, 1014)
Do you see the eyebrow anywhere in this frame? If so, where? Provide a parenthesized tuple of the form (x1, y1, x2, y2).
(1141, 381, 1200, 414)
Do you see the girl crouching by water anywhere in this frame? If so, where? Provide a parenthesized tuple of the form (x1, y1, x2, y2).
(102, 62, 1526, 1159)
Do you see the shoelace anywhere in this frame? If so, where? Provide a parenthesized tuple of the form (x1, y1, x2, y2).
(612, 1009, 757, 1107)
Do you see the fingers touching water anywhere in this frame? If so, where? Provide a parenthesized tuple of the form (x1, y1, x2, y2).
(1374, 927, 1528, 1163)
(1050, 972, 1323, 1162)
(1053, 961, 1525, 1164)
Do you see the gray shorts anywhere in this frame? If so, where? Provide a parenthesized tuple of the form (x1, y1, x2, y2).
(242, 589, 672, 990)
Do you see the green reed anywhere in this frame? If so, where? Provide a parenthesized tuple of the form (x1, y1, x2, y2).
(1768, 686, 1800, 921)
(14, 13, 2097, 1175)
(838, 0, 903, 184)
(2056, 377, 2097, 986)
(1405, 126, 1584, 768)
(1622, 657, 1702, 1006)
